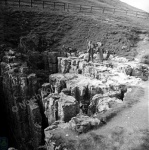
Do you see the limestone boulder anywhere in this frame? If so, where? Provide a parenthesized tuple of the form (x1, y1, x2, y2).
(44, 93, 60, 125)
(44, 93, 79, 125)
(96, 98, 110, 113)
(58, 93, 79, 122)
(89, 93, 123, 115)
(69, 115, 101, 133)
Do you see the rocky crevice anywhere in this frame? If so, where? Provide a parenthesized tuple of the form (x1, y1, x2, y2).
(0, 47, 148, 149)
(0, 50, 65, 149)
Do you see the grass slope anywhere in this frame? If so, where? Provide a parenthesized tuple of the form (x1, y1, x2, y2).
(1, 6, 148, 59)
(0, 0, 149, 57)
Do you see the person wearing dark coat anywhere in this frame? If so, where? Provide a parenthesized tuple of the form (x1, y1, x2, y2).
(87, 40, 94, 62)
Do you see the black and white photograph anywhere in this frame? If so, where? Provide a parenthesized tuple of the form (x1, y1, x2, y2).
(0, 0, 149, 149)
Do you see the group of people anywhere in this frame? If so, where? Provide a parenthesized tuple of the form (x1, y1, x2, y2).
(61, 40, 110, 62)
(87, 40, 110, 62)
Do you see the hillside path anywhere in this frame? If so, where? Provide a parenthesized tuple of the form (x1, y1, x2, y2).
(99, 34, 149, 134)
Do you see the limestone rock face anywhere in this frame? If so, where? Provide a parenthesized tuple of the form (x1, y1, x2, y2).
(1, 49, 148, 150)
(44, 93, 79, 125)
(69, 115, 101, 133)
(58, 93, 79, 122)
(27, 101, 42, 149)
(44, 94, 60, 125)
(88, 92, 123, 115)
(48, 73, 127, 116)
(0, 51, 43, 150)
(57, 56, 147, 83)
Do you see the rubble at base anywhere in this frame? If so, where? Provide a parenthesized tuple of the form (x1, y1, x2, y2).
(0, 49, 148, 150)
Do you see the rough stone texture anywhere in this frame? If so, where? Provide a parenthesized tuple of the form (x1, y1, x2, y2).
(1, 49, 149, 150)
(0, 50, 69, 150)
(27, 102, 42, 149)
(43, 55, 149, 150)
(69, 115, 101, 133)
(58, 93, 79, 122)
(89, 94, 123, 115)
(44, 93, 60, 125)
(44, 93, 79, 125)
(57, 56, 149, 82)
(0, 50, 43, 150)
(48, 72, 141, 117)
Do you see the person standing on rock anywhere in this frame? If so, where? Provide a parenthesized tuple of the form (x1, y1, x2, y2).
(104, 49, 110, 60)
(96, 42, 103, 62)
(87, 40, 94, 62)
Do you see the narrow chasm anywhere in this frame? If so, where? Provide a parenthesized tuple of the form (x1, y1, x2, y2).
(0, 66, 17, 148)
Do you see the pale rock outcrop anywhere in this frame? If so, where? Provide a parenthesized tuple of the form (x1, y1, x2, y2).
(69, 115, 101, 133)
(88, 92, 122, 115)
(58, 93, 79, 122)
(44, 93, 79, 125)
(1, 48, 149, 150)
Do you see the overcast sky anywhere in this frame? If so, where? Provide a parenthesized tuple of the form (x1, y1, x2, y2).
(120, 0, 149, 12)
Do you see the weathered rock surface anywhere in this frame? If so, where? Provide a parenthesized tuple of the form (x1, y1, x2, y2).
(0, 50, 44, 149)
(57, 56, 148, 81)
(44, 93, 79, 125)
(69, 114, 101, 133)
(0, 48, 148, 150)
